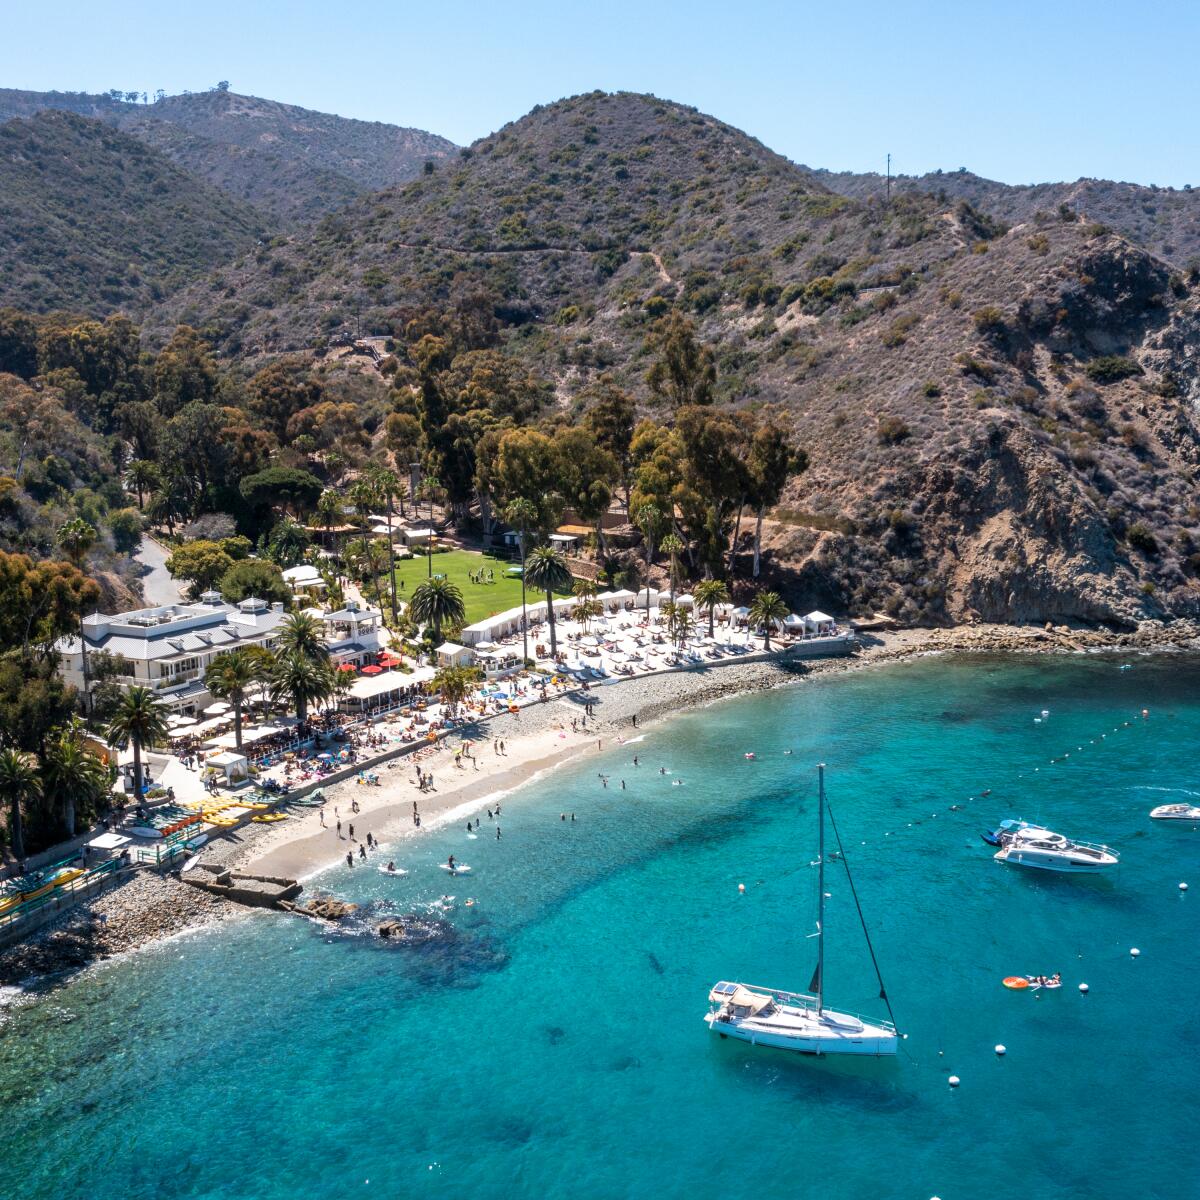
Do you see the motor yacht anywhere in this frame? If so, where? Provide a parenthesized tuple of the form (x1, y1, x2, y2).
(992, 823, 1118, 872)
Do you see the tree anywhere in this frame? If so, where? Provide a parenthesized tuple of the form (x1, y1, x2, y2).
(665, 603, 693, 649)
(749, 590, 789, 651)
(525, 545, 571, 657)
(165, 540, 235, 597)
(430, 665, 483, 717)
(492, 428, 563, 534)
(270, 651, 333, 724)
(646, 313, 716, 408)
(265, 518, 311, 568)
(205, 647, 272, 751)
(660, 533, 685, 604)
(634, 503, 665, 569)
(276, 611, 329, 665)
(0, 308, 39, 379)
(746, 421, 804, 578)
(369, 466, 402, 623)
(409, 577, 466, 644)
(239, 467, 324, 520)
(0, 551, 101, 654)
(553, 427, 617, 552)
(105, 686, 168, 802)
(109, 508, 143, 554)
(219, 559, 291, 606)
(694, 578, 731, 639)
(0, 748, 40, 862)
(152, 326, 219, 417)
(56, 518, 97, 565)
(504, 497, 539, 663)
(584, 377, 636, 508)
(127, 460, 160, 509)
(41, 721, 110, 839)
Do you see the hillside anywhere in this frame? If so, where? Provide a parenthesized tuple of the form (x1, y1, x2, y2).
(160, 91, 1200, 627)
(0, 110, 266, 313)
(0, 87, 457, 223)
(810, 166, 1200, 269)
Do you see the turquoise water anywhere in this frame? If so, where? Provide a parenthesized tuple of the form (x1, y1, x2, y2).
(3, 654, 1199, 1200)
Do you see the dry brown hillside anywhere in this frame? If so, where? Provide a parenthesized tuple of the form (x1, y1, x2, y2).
(159, 92, 1200, 626)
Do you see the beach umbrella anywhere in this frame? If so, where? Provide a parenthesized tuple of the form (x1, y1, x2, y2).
(378, 652, 403, 667)
(360, 664, 384, 676)
(337, 663, 356, 672)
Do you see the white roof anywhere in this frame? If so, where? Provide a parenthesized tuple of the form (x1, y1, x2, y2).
(206, 750, 248, 767)
(209, 724, 282, 748)
(675, 593, 695, 605)
(805, 610, 834, 623)
(88, 832, 131, 850)
(607, 589, 637, 600)
(349, 665, 435, 699)
(282, 564, 322, 583)
(549, 533, 577, 542)
(436, 642, 469, 655)
(731, 606, 750, 616)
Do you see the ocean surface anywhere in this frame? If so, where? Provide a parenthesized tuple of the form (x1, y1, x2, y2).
(2, 652, 1198, 1200)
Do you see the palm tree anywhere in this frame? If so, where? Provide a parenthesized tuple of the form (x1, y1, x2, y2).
(276, 611, 330, 664)
(694, 578, 731, 640)
(409, 577, 466, 645)
(205, 647, 272, 751)
(0, 748, 41, 862)
(525, 545, 572, 658)
(105, 686, 169, 803)
(127, 460, 160, 510)
(667, 604, 693, 649)
(660, 533, 685, 604)
(56, 518, 98, 566)
(271, 652, 334, 724)
(749, 590, 789, 651)
(369, 466, 401, 624)
(572, 598, 603, 632)
(41, 722, 110, 838)
(347, 478, 377, 542)
(504, 498, 539, 664)
(430, 665, 483, 717)
(316, 489, 344, 561)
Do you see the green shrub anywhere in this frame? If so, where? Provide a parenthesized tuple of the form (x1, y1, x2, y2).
(1086, 355, 1142, 384)
(972, 306, 1006, 336)
(1126, 523, 1159, 556)
(876, 415, 912, 445)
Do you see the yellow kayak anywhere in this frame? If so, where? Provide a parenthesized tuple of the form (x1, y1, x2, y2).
(47, 867, 85, 888)
(20, 882, 55, 903)
(0, 894, 21, 916)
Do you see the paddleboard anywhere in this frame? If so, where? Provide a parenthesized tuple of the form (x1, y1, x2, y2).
(377, 866, 409, 877)
(439, 863, 472, 874)
(181, 854, 202, 873)
(466, 833, 478, 839)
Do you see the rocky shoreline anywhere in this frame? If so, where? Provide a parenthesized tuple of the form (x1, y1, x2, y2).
(3, 617, 1196, 994)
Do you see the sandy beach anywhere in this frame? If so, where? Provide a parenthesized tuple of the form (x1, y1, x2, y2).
(6, 615, 1199, 989)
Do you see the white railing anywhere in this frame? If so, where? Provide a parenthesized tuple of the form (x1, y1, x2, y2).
(720, 983, 897, 1032)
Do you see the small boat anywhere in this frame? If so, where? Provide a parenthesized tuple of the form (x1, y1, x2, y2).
(992, 823, 1118, 872)
(1150, 803, 1200, 821)
(704, 765, 899, 1057)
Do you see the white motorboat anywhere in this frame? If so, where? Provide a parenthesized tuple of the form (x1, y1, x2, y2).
(992, 824, 1118, 872)
(1150, 803, 1200, 821)
(704, 765, 899, 1057)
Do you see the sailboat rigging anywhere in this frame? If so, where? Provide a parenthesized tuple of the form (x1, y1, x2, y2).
(704, 764, 899, 1056)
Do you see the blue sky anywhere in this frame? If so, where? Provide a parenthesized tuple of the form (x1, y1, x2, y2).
(3, 0, 1195, 186)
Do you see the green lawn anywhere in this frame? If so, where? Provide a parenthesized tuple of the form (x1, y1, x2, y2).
(392, 549, 572, 626)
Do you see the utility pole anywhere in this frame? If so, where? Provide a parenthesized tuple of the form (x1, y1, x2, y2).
(886, 153, 892, 204)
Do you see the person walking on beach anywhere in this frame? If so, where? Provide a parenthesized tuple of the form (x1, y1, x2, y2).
(320, 810, 326, 828)
(349, 823, 355, 841)
(337, 819, 342, 838)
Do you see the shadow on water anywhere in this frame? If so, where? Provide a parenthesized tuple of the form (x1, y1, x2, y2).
(707, 1035, 915, 1112)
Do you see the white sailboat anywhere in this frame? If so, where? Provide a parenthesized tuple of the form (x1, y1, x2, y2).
(704, 764, 898, 1057)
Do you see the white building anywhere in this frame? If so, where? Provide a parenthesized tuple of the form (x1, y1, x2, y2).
(317, 600, 384, 668)
(57, 594, 291, 713)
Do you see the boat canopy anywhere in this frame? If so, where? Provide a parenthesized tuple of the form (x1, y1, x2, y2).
(708, 981, 775, 1014)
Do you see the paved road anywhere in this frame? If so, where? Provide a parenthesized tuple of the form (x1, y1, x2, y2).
(134, 535, 180, 606)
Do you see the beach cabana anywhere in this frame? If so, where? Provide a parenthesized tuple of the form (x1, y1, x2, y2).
(436, 642, 475, 669)
(674, 593, 696, 608)
(205, 750, 250, 787)
(783, 613, 806, 632)
(607, 588, 637, 610)
(730, 606, 751, 625)
(804, 610, 836, 635)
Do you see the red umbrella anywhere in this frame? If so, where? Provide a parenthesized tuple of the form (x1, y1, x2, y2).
(337, 663, 356, 672)
(378, 652, 403, 667)
(360, 664, 383, 675)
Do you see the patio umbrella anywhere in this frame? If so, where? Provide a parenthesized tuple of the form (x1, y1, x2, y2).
(337, 663, 356, 672)
(361, 664, 383, 675)
(378, 652, 403, 667)
(202, 701, 230, 716)
(317, 752, 336, 761)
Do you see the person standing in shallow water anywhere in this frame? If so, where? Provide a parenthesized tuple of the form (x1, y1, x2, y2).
(346, 851, 353, 868)
(496, 826, 502, 840)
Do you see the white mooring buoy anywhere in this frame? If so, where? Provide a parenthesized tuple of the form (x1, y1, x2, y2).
(994, 1044, 1007, 1056)
(948, 1075, 961, 1088)
(1079, 982, 1090, 993)
(1130, 947, 1141, 958)
(1180, 882, 1188, 892)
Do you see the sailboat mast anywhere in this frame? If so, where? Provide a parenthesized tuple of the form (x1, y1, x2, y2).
(816, 763, 825, 1015)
